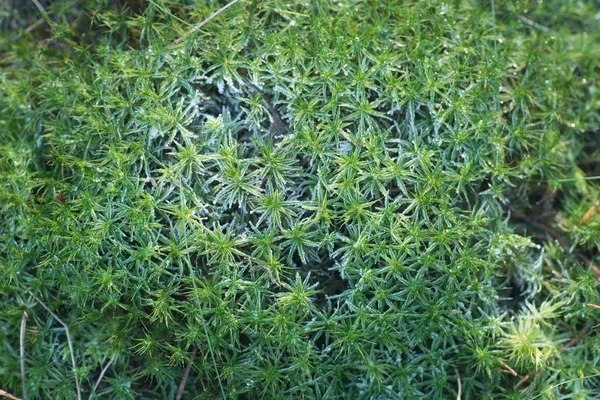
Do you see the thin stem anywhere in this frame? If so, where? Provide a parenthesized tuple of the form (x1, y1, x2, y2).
(20, 312, 28, 400)
(30, 292, 81, 400)
(491, 0, 497, 59)
(537, 176, 600, 183)
(30, 0, 46, 14)
(174, 0, 240, 45)
(517, 15, 549, 33)
(148, 0, 192, 27)
(30, 0, 52, 24)
(454, 367, 462, 400)
(559, 320, 595, 355)
(188, 268, 226, 398)
(88, 359, 113, 400)
(515, 372, 531, 388)
(24, 18, 46, 34)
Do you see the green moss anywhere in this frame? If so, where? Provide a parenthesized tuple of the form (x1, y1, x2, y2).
(1, 0, 600, 398)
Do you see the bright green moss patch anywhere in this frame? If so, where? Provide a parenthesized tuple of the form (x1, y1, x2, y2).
(1, 0, 600, 398)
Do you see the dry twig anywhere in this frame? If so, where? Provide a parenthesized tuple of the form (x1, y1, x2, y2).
(0, 389, 21, 400)
(498, 361, 518, 376)
(515, 372, 531, 389)
(176, 345, 198, 400)
(536, 190, 558, 206)
(559, 320, 595, 355)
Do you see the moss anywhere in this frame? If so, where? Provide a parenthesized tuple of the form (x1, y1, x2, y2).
(1, 0, 600, 398)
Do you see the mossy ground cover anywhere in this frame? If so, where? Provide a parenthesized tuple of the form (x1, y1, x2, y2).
(1, 0, 600, 398)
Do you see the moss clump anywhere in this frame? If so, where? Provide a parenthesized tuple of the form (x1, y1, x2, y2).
(1, 0, 600, 398)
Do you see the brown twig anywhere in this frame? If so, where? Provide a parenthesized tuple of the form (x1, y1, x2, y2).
(0, 389, 21, 400)
(498, 369, 516, 375)
(499, 361, 518, 376)
(536, 190, 557, 206)
(510, 209, 562, 243)
(590, 264, 600, 283)
(586, 303, 600, 310)
(20, 312, 28, 400)
(525, 370, 543, 396)
(515, 372, 531, 389)
(30, 292, 81, 400)
(174, 0, 240, 45)
(176, 345, 198, 400)
(559, 320, 595, 355)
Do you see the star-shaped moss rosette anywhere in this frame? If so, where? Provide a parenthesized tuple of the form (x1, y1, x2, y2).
(1, 0, 599, 398)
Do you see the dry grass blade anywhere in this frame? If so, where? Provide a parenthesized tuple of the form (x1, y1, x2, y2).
(30, 292, 81, 400)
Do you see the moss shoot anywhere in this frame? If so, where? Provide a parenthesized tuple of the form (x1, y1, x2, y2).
(1, 0, 600, 398)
